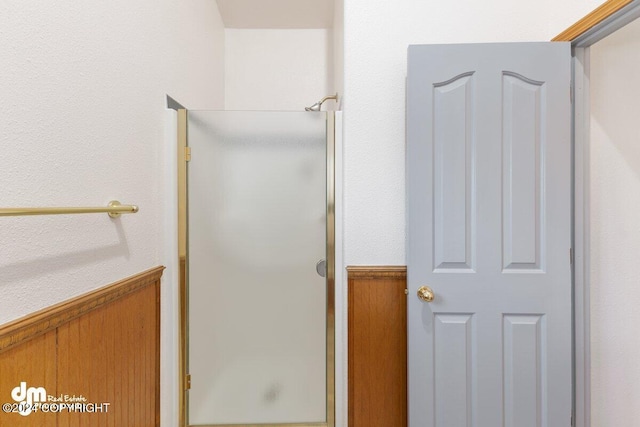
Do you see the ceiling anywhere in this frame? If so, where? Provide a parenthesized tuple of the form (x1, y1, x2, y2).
(215, 0, 334, 29)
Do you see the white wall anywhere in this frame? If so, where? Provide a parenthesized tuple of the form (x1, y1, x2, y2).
(333, 0, 344, 109)
(1, 3, 225, 425)
(0, 1, 224, 324)
(341, 0, 600, 265)
(589, 19, 640, 425)
(225, 29, 334, 111)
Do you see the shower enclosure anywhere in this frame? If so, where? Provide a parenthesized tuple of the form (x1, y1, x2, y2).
(177, 110, 335, 427)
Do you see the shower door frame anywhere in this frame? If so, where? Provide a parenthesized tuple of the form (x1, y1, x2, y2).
(177, 109, 336, 427)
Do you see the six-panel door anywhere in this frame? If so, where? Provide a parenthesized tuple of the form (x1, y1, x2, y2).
(407, 43, 572, 427)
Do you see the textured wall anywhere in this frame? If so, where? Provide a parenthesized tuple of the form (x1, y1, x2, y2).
(341, 0, 601, 265)
(225, 29, 334, 111)
(0, 1, 225, 324)
(333, 0, 344, 109)
(590, 19, 640, 425)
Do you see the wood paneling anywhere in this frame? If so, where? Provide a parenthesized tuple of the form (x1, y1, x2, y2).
(348, 266, 407, 427)
(0, 267, 163, 427)
(0, 331, 57, 427)
(553, 0, 633, 41)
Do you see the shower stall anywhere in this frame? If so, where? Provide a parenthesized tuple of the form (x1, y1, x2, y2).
(177, 110, 335, 427)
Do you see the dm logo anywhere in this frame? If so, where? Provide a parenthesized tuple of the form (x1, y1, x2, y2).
(11, 382, 46, 416)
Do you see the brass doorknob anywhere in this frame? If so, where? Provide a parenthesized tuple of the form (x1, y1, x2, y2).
(417, 286, 434, 302)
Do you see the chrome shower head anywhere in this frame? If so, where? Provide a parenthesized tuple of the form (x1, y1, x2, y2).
(305, 93, 339, 112)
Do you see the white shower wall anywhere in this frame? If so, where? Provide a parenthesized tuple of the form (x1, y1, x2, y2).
(225, 29, 335, 111)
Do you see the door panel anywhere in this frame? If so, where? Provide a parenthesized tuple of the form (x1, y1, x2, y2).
(407, 43, 571, 427)
(433, 73, 475, 271)
(503, 314, 545, 427)
(434, 313, 475, 427)
(502, 72, 544, 271)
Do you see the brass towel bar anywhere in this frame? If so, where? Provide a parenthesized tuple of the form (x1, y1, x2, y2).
(0, 200, 138, 218)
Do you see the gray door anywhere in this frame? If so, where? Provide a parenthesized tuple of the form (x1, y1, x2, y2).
(407, 43, 572, 427)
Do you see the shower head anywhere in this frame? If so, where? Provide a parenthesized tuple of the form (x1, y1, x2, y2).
(305, 93, 339, 112)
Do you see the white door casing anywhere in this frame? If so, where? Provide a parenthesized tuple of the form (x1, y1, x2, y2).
(407, 43, 572, 427)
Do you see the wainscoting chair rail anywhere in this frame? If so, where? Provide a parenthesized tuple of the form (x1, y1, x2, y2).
(0, 200, 138, 218)
(0, 266, 164, 354)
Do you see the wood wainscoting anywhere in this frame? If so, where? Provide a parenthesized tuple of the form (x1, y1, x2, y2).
(0, 266, 163, 427)
(347, 266, 407, 427)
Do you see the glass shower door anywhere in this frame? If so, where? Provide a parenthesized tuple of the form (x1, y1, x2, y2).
(186, 111, 330, 426)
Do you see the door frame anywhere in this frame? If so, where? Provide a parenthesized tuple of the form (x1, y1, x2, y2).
(556, 1, 640, 426)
